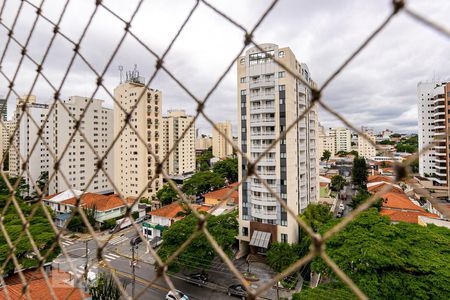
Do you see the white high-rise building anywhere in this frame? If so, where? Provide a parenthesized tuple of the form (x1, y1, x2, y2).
(417, 82, 438, 177)
(195, 135, 212, 151)
(318, 124, 336, 158)
(113, 73, 163, 199)
(212, 121, 233, 158)
(162, 109, 195, 176)
(9, 95, 50, 193)
(358, 133, 376, 159)
(330, 127, 351, 153)
(237, 44, 319, 252)
(47, 96, 114, 195)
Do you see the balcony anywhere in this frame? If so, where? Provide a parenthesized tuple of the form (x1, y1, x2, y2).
(251, 182, 279, 192)
(250, 118, 276, 127)
(250, 145, 275, 152)
(250, 105, 276, 113)
(252, 209, 278, 220)
(250, 93, 275, 101)
(251, 131, 276, 139)
(249, 79, 275, 89)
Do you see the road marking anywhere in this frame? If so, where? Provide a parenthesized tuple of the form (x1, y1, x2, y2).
(104, 254, 119, 260)
(62, 241, 74, 246)
(109, 236, 128, 245)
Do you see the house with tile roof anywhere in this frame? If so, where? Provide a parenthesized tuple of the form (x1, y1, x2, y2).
(202, 183, 239, 206)
(0, 268, 89, 300)
(142, 202, 210, 240)
(44, 190, 138, 227)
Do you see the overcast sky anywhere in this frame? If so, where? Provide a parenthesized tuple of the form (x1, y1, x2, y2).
(1, 0, 449, 135)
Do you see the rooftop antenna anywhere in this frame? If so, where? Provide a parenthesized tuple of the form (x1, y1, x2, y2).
(118, 65, 124, 84)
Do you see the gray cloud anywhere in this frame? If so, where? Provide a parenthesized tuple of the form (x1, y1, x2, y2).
(1, 0, 449, 135)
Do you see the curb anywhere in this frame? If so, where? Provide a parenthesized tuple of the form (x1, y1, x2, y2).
(113, 248, 155, 266)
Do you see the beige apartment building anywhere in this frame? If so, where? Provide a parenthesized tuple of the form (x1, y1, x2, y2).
(358, 132, 377, 159)
(212, 121, 233, 158)
(318, 124, 336, 158)
(162, 109, 195, 176)
(237, 44, 319, 252)
(330, 127, 351, 153)
(195, 135, 212, 151)
(47, 96, 114, 195)
(113, 75, 163, 199)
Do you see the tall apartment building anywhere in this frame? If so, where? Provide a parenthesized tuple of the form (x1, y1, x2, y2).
(212, 121, 233, 158)
(162, 109, 195, 176)
(237, 43, 319, 252)
(113, 73, 163, 199)
(318, 124, 336, 158)
(330, 127, 351, 152)
(417, 82, 438, 177)
(195, 135, 212, 151)
(46, 96, 114, 195)
(0, 97, 7, 121)
(9, 95, 50, 194)
(358, 133, 376, 159)
(418, 81, 450, 197)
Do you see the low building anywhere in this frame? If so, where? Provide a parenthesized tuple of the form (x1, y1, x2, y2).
(44, 190, 137, 227)
(202, 183, 239, 206)
(142, 202, 210, 240)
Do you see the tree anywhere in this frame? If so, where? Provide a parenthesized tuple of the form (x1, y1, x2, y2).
(410, 158, 419, 174)
(196, 148, 213, 171)
(300, 203, 333, 232)
(330, 175, 346, 192)
(267, 242, 300, 272)
(378, 140, 395, 145)
(352, 156, 368, 190)
(212, 157, 238, 183)
(181, 171, 225, 196)
(32, 171, 49, 199)
(158, 212, 238, 272)
(310, 208, 450, 299)
(66, 213, 84, 233)
(88, 273, 127, 300)
(320, 150, 331, 162)
(349, 189, 370, 209)
(156, 184, 178, 206)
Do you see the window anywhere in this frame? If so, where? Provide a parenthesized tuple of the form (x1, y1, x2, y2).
(279, 85, 285, 91)
(281, 233, 288, 243)
(242, 227, 249, 236)
(278, 71, 285, 78)
(240, 58, 245, 64)
(240, 77, 246, 83)
(240, 90, 247, 96)
(278, 51, 285, 58)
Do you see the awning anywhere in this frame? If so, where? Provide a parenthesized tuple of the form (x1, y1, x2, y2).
(249, 230, 271, 248)
(142, 222, 167, 231)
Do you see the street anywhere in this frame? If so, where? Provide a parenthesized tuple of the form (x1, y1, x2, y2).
(53, 228, 238, 300)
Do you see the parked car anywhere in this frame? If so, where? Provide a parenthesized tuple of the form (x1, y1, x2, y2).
(227, 284, 247, 299)
(166, 290, 189, 300)
(339, 203, 345, 211)
(130, 236, 142, 246)
(185, 272, 208, 286)
(336, 211, 343, 218)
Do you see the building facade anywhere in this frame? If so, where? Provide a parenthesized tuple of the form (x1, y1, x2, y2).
(162, 109, 195, 176)
(417, 82, 439, 177)
(195, 135, 212, 151)
(330, 127, 351, 153)
(113, 74, 163, 199)
(212, 121, 233, 158)
(47, 96, 114, 195)
(358, 133, 377, 159)
(237, 44, 319, 253)
(9, 95, 50, 193)
(318, 124, 336, 158)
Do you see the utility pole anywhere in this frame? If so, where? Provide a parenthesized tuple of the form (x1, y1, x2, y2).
(84, 240, 88, 280)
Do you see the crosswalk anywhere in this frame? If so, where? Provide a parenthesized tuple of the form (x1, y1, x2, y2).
(61, 240, 75, 247)
(109, 236, 128, 245)
(102, 253, 120, 262)
(69, 265, 98, 277)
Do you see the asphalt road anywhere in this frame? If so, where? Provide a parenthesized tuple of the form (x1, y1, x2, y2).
(54, 228, 237, 300)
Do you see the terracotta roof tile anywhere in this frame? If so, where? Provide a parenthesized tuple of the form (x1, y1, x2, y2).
(202, 184, 239, 204)
(380, 209, 439, 223)
(148, 202, 210, 219)
(380, 192, 425, 211)
(61, 193, 134, 212)
(368, 183, 403, 194)
(368, 175, 393, 183)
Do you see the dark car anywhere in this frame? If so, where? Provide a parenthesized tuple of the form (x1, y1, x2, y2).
(227, 284, 247, 299)
(130, 236, 142, 246)
(185, 272, 208, 286)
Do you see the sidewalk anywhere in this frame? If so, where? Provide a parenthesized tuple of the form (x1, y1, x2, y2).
(114, 241, 156, 265)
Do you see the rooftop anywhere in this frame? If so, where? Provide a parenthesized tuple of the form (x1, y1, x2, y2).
(61, 193, 135, 212)
(202, 183, 239, 205)
(148, 202, 210, 220)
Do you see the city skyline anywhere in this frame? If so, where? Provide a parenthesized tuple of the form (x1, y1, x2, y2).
(1, 0, 449, 135)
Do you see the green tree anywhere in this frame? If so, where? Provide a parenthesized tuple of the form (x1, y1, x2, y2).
(31, 171, 49, 199)
(300, 203, 333, 232)
(378, 140, 395, 145)
(310, 208, 450, 299)
(267, 242, 300, 272)
(158, 212, 238, 272)
(88, 273, 127, 300)
(181, 171, 225, 196)
(330, 175, 346, 192)
(156, 184, 178, 205)
(66, 213, 85, 233)
(196, 148, 213, 171)
(212, 157, 238, 182)
(320, 150, 331, 162)
(352, 156, 368, 190)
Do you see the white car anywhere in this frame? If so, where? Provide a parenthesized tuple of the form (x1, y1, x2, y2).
(339, 203, 345, 211)
(166, 290, 189, 300)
